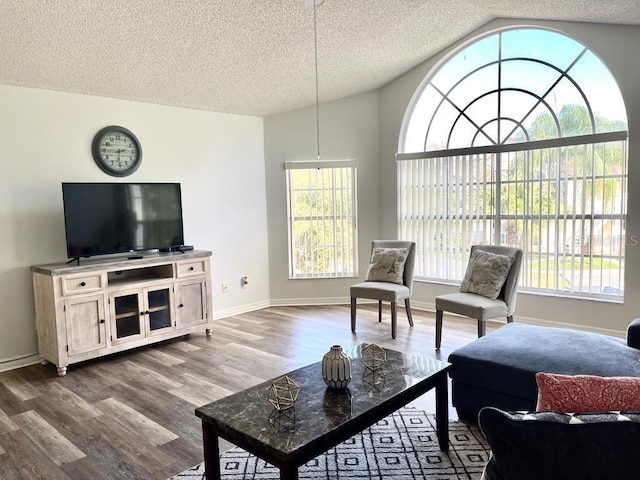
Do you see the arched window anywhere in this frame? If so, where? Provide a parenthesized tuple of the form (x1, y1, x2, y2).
(397, 27, 628, 300)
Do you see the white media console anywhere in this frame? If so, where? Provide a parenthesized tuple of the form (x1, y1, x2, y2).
(31, 250, 213, 376)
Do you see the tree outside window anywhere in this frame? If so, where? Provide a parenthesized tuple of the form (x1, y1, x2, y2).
(286, 161, 357, 279)
(398, 27, 628, 299)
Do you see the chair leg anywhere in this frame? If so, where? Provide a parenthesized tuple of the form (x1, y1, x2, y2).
(507, 315, 513, 323)
(391, 301, 397, 339)
(435, 309, 443, 350)
(478, 319, 486, 338)
(378, 301, 383, 323)
(405, 298, 414, 327)
(350, 297, 356, 333)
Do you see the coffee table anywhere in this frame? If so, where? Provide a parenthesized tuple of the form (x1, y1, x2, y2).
(195, 345, 450, 480)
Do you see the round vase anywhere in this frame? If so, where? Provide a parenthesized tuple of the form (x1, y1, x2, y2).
(322, 345, 352, 389)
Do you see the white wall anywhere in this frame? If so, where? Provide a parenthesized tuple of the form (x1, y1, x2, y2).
(378, 19, 640, 336)
(264, 91, 380, 302)
(263, 19, 640, 338)
(0, 85, 270, 370)
(5, 19, 640, 371)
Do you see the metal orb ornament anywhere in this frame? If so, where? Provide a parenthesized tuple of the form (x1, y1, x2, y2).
(360, 343, 387, 371)
(267, 375, 300, 411)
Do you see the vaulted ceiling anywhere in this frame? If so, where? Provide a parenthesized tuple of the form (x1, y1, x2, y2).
(2, 1, 640, 117)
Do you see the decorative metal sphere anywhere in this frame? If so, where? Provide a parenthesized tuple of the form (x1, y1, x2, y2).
(267, 375, 300, 411)
(361, 343, 387, 371)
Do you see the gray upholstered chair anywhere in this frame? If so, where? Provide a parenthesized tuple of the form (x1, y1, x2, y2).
(350, 240, 416, 339)
(435, 245, 523, 349)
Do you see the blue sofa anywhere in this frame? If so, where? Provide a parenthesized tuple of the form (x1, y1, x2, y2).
(448, 320, 640, 421)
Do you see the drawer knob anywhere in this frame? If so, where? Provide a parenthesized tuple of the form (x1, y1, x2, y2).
(179, 303, 184, 308)
(189, 266, 194, 271)
(80, 281, 86, 287)
(99, 319, 105, 324)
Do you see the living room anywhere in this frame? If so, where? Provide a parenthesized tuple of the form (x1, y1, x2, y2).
(2, 9, 639, 374)
(2, 2, 640, 477)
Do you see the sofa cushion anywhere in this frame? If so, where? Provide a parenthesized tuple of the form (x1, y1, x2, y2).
(479, 407, 640, 480)
(448, 323, 639, 416)
(349, 281, 410, 303)
(365, 247, 408, 284)
(459, 250, 513, 299)
(435, 292, 508, 320)
(536, 372, 640, 412)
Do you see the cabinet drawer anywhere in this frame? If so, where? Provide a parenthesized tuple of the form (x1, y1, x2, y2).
(176, 260, 206, 278)
(61, 273, 105, 296)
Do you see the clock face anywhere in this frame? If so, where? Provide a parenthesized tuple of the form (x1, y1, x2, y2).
(92, 126, 142, 177)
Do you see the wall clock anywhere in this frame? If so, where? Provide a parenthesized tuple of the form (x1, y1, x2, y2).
(91, 126, 142, 177)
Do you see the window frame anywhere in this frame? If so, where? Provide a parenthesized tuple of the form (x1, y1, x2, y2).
(396, 27, 628, 301)
(285, 160, 358, 279)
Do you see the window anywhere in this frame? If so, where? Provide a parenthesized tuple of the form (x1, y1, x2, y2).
(398, 28, 628, 299)
(286, 160, 357, 278)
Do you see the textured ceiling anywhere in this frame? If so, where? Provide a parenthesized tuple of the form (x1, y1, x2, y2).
(2, 0, 640, 117)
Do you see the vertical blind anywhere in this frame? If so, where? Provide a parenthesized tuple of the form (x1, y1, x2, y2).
(397, 133, 627, 298)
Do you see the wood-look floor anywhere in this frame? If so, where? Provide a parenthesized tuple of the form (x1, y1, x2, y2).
(0, 304, 497, 480)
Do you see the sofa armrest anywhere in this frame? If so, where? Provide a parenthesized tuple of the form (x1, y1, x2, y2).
(628, 318, 640, 349)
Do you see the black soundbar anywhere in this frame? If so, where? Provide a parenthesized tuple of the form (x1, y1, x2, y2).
(158, 245, 194, 253)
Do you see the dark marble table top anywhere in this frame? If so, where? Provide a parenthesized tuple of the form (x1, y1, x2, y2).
(196, 345, 450, 465)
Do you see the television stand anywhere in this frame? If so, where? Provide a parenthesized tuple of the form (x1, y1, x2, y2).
(31, 250, 213, 376)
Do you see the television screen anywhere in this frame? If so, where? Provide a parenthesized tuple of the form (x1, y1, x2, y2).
(62, 183, 184, 258)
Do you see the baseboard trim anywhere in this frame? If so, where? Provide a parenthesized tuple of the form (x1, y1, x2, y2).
(269, 298, 436, 310)
(212, 299, 271, 320)
(270, 297, 351, 306)
(0, 353, 40, 373)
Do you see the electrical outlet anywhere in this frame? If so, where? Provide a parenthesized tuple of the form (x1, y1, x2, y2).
(222, 282, 228, 293)
(241, 276, 248, 289)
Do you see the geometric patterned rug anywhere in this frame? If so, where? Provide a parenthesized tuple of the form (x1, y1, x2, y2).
(170, 407, 490, 479)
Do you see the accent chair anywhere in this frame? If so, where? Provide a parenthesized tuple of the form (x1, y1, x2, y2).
(435, 244, 523, 349)
(350, 240, 416, 339)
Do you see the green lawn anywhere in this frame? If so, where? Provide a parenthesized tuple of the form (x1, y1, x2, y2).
(530, 256, 619, 270)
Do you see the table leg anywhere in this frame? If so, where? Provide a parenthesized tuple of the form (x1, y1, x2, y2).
(280, 463, 299, 480)
(435, 372, 449, 451)
(201, 420, 221, 480)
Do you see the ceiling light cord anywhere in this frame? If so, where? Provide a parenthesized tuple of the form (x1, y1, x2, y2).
(313, 1, 320, 168)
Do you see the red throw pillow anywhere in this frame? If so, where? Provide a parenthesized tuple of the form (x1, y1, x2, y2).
(535, 372, 640, 412)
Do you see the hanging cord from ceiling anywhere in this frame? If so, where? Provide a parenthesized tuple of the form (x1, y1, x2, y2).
(312, 0, 322, 167)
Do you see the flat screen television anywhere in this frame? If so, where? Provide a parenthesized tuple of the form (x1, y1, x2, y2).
(62, 182, 185, 259)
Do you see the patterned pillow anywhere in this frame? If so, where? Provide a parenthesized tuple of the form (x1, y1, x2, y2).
(365, 247, 409, 285)
(459, 250, 513, 299)
(535, 372, 640, 412)
(479, 407, 640, 480)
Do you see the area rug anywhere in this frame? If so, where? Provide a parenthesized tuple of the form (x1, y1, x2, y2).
(171, 407, 490, 479)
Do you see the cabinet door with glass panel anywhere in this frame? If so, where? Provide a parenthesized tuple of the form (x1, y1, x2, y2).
(144, 285, 175, 336)
(109, 285, 175, 345)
